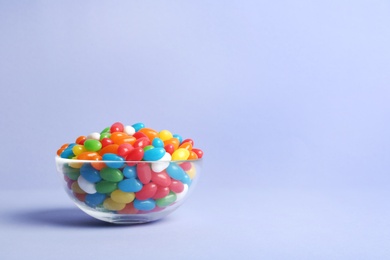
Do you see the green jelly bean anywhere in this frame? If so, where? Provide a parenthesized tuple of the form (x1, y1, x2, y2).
(100, 126, 110, 134)
(95, 181, 118, 194)
(100, 132, 111, 140)
(84, 139, 102, 152)
(156, 191, 177, 207)
(64, 165, 80, 180)
(143, 145, 154, 152)
(100, 167, 124, 182)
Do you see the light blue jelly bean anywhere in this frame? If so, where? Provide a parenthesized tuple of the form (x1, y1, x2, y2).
(152, 137, 164, 148)
(102, 153, 125, 168)
(134, 199, 156, 211)
(143, 148, 165, 161)
(172, 134, 183, 144)
(118, 178, 143, 192)
(122, 166, 137, 179)
(60, 147, 75, 158)
(80, 163, 102, 183)
(181, 173, 192, 186)
(132, 122, 145, 132)
(166, 162, 186, 181)
(85, 193, 106, 207)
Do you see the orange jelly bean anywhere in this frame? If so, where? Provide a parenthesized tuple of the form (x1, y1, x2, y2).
(187, 151, 198, 160)
(77, 151, 100, 160)
(179, 142, 193, 151)
(139, 128, 158, 142)
(164, 138, 180, 150)
(98, 144, 119, 156)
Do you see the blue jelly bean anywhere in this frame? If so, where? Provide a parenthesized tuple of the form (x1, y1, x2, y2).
(166, 162, 186, 181)
(143, 148, 165, 161)
(173, 134, 183, 144)
(85, 193, 106, 207)
(122, 166, 137, 179)
(102, 153, 125, 168)
(80, 163, 102, 183)
(133, 199, 156, 211)
(118, 178, 143, 192)
(152, 137, 164, 148)
(132, 122, 145, 132)
(181, 173, 192, 186)
(60, 147, 75, 158)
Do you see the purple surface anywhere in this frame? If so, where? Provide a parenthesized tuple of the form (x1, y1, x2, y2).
(0, 1, 389, 259)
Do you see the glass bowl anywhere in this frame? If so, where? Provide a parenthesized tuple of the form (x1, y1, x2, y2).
(55, 157, 201, 224)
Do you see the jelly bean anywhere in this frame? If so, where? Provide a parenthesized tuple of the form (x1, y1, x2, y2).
(68, 159, 83, 169)
(151, 171, 171, 187)
(100, 126, 110, 134)
(100, 132, 111, 140)
(171, 148, 190, 161)
(75, 136, 86, 145)
(100, 167, 124, 182)
(71, 181, 85, 194)
(57, 146, 67, 156)
(63, 165, 80, 180)
(74, 192, 86, 202)
(111, 190, 135, 204)
(66, 179, 74, 190)
(192, 148, 203, 159)
(91, 158, 105, 171)
(156, 191, 177, 208)
(60, 147, 74, 158)
(80, 163, 102, 183)
(102, 153, 125, 168)
(133, 137, 151, 148)
(118, 202, 138, 214)
(72, 144, 86, 156)
(179, 142, 193, 151)
(133, 199, 156, 211)
(152, 137, 164, 148)
(135, 182, 157, 200)
(182, 138, 194, 146)
(115, 135, 136, 145)
(110, 122, 124, 133)
(143, 145, 153, 152)
(143, 147, 166, 161)
(175, 184, 188, 202)
(95, 181, 118, 194)
(137, 163, 152, 184)
(122, 166, 137, 178)
(185, 164, 196, 179)
(125, 147, 144, 166)
(77, 151, 100, 160)
(166, 162, 186, 181)
(110, 132, 126, 143)
(87, 132, 100, 140)
(172, 134, 183, 144)
(169, 180, 184, 193)
(77, 175, 97, 194)
(124, 125, 136, 136)
(158, 130, 173, 141)
(117, 143, 133, 157)
(98, 144, 119, 156)
(164, 137, 180, 150)
(187, 151, 198, 160)
(85, 193, 106, 207)
(139, 127, 158, 142)
(133, 131, 147, 139)
(84, 139, 102, 152)
(181, 173, 192, 186)
(152, 186, 170, 199)
(100, 138, 114, 148)
(118, 178, 143, 192)
(179, 161, 192, 171)
(132, 122, 145, 132)
(151, 152, 171, 173)
(103, 198, 126, 211)
(164, 144, 175, 155)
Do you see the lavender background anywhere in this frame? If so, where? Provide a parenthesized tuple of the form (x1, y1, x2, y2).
(0, 1, 389, 259)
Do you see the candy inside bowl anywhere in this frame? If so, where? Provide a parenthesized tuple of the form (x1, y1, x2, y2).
(55, 122, 204, 224)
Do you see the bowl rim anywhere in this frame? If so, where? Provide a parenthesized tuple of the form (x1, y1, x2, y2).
(55, 156, 202, 164)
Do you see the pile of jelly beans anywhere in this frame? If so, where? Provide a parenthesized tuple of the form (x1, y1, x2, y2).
(56, 122, 203, 214)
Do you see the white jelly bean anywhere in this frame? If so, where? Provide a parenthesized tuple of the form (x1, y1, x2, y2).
(124, 125, 136, 136)
(87, 132, 100, 140)
(152, 152, 171, 173)
(77, 175, 97, 194)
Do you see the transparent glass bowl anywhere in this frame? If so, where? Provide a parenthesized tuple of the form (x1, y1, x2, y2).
(55, 157, 201, 224)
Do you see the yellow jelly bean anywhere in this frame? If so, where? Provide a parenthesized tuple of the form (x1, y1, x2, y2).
(172, 148, 190, 161)
(110, 190, 135, 204)
(158, 130, 173, 141)
(186, 164, 196, 179)
(103, 198, 126, 211)
(72, 144, 86, 156)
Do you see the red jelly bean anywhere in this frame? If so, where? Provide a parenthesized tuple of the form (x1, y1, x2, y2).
(101, 138, 114, 148)
(135, 183, 157, 200)
(151, 171, 171, 187)
(153, 186, 170, 199)
(110, 122, 124, 133)
(169, 180, 184, 193)
(179, 161, 192, 171)
(164, 144, 175, 155)
(133, 132, 147, 139)
(126, 147, 144, 166)
(137, 163, 152, 184)
(133, 137, 151, 148)
(117, 143, 133, 157)
(118, 202, 138, 214)
(182, 138, 194, 146)
(192, 148, 203, 159)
